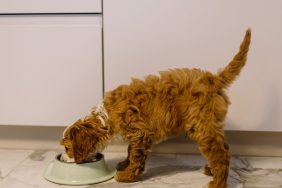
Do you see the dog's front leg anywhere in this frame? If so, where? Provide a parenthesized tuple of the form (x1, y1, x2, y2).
(115, 131, 152, 182)
(116, 144, 131, 171)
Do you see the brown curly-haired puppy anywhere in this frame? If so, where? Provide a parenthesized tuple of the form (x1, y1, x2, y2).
(60, 29, 251, 188)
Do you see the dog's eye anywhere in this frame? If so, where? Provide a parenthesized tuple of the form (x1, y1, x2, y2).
(65, 147, 69, 152)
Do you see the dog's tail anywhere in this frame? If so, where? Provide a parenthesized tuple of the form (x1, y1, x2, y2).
(216, 29, 251, 89)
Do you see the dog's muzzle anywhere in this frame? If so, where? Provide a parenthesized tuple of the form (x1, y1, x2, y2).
(60, 152, 75, 163)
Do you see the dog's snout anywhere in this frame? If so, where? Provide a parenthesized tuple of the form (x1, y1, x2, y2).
(60, 153, 67, 161)
(60, 152, 75, 163)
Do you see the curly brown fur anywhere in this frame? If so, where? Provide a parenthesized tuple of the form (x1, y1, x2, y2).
(60, 29, 251, 188)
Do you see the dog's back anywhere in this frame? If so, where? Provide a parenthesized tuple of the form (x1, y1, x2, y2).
(104, 29, 251, 139)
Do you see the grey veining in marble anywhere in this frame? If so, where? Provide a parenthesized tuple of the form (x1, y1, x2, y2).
(0, 169, 3, 181)
(229, 156, 282, 187)
(0, 149, 282, 188)
(28, 150, 48, 161)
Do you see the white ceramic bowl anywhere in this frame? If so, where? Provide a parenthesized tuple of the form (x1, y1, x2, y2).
(43, 153, 116, 185)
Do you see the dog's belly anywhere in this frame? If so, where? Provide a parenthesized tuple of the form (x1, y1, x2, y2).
(153, 136, 171, 144)
(141, 102, 184, 144)
(147, 118, 183, 145)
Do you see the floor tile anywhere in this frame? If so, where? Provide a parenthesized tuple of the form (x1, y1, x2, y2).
(0, 149, 33, 179)
(1, 149, 282, 188)
(0, 150, 76, 188)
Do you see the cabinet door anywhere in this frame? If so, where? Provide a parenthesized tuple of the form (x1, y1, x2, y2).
(0, 0, 101, 13)
(104, 0, 282, 131)
(0, 15, 102, 126)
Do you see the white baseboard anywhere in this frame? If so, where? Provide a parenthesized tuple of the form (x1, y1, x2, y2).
(1, 125, 282, 156)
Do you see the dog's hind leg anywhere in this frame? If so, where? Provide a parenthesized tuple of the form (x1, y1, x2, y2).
(115, 129, 153, 182)
(202, 164, 213, 176)
(186, 124, 230, 188)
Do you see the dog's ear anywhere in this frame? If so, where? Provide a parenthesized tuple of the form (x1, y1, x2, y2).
(70, 124, 97, 163)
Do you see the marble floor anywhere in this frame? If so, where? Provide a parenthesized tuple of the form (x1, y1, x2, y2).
(0, 149, 282, 188)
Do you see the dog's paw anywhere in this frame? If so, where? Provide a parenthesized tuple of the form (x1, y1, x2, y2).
(115, 170, 139, 182)
(208, 180, 227, 188)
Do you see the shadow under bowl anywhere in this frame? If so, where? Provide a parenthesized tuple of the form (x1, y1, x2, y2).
(43, 153, 116, 185)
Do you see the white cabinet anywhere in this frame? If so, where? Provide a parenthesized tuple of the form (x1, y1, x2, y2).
(103, 0, 282, 131)
(0, 0, 101, 13)
(0, 15, 103, 126)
